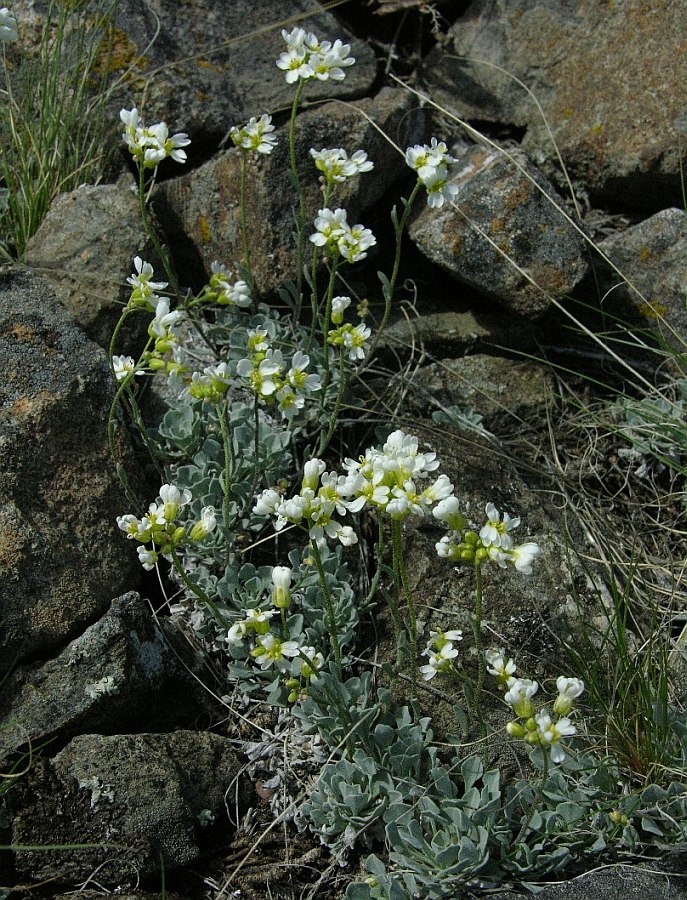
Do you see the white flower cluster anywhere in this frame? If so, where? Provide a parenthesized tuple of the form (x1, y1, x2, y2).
(120, 108, 190, 169)
(310, 207, 376, 263)
(0, 6, 17, 42)
(342, 429, 454, 521)
(277, 27, 354, 84)
(405, 137, 459, 208)
(420, 628, 463, 681)
(326, 295, 372, 361)
(117, 483, 217, 570)
(487, 650, 584, 764)
(229, 114, 277, 155)
(436, 501, 542, 574)
(254, 430, 457, 548)
(310, 147, 373, 185)
(208, 261, 251, 308)
(235, 324, 321, 418)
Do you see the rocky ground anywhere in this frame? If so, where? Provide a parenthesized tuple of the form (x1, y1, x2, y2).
(1, 0, 686, 897)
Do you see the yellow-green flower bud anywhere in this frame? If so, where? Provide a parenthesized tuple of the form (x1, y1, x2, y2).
(506, 721, 526, 739)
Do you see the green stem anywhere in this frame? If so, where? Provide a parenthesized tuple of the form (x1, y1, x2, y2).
(317, 345, 347, 456)
(310, 538, 342, 678)
(471, 562, 487, 735)
(137, 163, 180, 299)
(391, 519, 417, 684)
(365, 515, 386, 606)
(288, 80, 307, 295)
(239, 150, 254, 293)
(215, 400, 233, 536)
(171, 548, 229, 629)
(364, 182, 421, 365)
(316, 257, 340, 411)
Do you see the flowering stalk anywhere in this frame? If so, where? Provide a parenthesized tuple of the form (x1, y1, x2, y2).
(136, 162, 180, 300)
(238, 150, 254, 293)
(310, 537, 343, 678)
(317, 256, 341, 411)
(288, 79, 307, 293)
(472, 561, 487, 730)
(317, 344, 347, 456)
(391, 518, 418, 685)
(215, 400, 233, 537)
(170, 548, 229, 630)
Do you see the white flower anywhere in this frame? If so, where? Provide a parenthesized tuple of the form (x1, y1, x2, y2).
(504, 677, 538, 718)
(480, 502, 521, 549)
(303, 458, 327, 491)
(112, 355, 141, 381)
(405, 138, 457, 179)
(189, 506, 217, 541)
(510, 541, 542, 574)
(338, 222, 376, 263)
(295, 646, 325, 682)
(485, 649, 517, 683)
(553, 677, 584, 716)
(126, 256, 168, 309)
(310, 147, 373, 183)
(120, 108, 190, 169)
(253, 488, 282, 517)
(137, 545, 158, 570)
(287, 351, 321, 392)
(309, 40, 354, 80)
(535, 710, 577, 764)
(331, 295, 351, 324)
(271, 565, 292, 608)
(0, 7, 18, 42)
(432, 496, 465, 531)
(158, 483, 192, 521)
(230, 114, 277, 155)
(422, 166, 459, 209)
(420, 642, 459, 681)
(310, 207, 349, 248)
(277, 30, 354, 83)
(253, 633, 301, 671)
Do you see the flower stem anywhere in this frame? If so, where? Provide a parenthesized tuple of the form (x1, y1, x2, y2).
(317, 346, 347, 456)
(239, 150, 254, 294)
(391, 519, 418, 684)
(288, 80, 306, 296)
(310, 538, 342, 679)
(471, 561, 487, 734)
(137, 164, 180, 299)
(171, 549, 229, 629)
(215, 399, 233, 537)
(317, 257, 340, 413)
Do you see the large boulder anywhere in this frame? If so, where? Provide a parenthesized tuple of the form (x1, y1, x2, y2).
(10, 731, 249, 886)
(23, 175, 163, 350)
(409, 145, 589, 318)
(0, 268, 140, 671)
(426, 0, 686, 210)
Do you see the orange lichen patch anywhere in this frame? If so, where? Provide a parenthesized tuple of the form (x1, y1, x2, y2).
(639, 246, 652, 262)
(490, 217, 507, 234)
(197, 58, 224, 74)
(5, 323, 38, 343)
(9, 391, 56, 420)
(93, 24, 148, 77)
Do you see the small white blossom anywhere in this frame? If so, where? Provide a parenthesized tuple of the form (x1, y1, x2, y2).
(230, 113, 277, 155)
(189, 506, 217, 541)
(535, 710, 577, 764)
(553, 677, 584, 716)
(120, 108, 190, 169)
(112, 355, 141, 381)
(137, 545, 158, 570)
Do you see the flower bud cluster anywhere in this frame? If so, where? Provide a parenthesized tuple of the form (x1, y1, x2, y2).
(405, 137, 459, 208)
(276, 27, 354, 84)
(235, 325, 321, 418)
(310, 207, 376, 263)
(205, 261, 252, 308)
(327, 297, 372, 361)
(116, 483, 217, 570)
(120, 108, 190, 169)
(436, 501, 542, 574)
(487, 650, 584, 764)
(419, 627, 463, 681)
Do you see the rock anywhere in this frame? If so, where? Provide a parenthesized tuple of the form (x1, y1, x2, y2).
(595, 208, 687, 356)
(10, 731, 249, 886)
(379, 309, 538, 364)
(0, 592, 213, 768)
(0, 268, 140, 672)
(155, 87, 423, 295)
(409, 145, 588, 318)
(425, 0, 686, 210)
(394, 354, 555, 436)
(107, 0, 378, 150)
(23, 175, 163, 351)
(488, 858, 687, 899)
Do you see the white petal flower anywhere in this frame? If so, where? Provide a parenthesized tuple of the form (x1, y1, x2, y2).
(553, 676, 584, 716)
(510, 541, 542, 574)
(504, 677, 538, 718)
(479, 502, 521, 549)
(112, 355, 141, 381)
(136, 545, 158, 570)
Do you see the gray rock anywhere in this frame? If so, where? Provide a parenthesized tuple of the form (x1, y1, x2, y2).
(11, 731, 249, 885)
(595, 208, 687, 357)
(425, 0, 686, 209)
(395, 354, 555, 436)
(0, 268, 140, 671)
(155, 87, 423, 295)
(0, 592, 213, 768)
(409, 145, 588, 318)
(379, 309, 538, 362)
(108, 0, 378, 147)
(488, 858, 687, 898)
(24, 175, 163, 350)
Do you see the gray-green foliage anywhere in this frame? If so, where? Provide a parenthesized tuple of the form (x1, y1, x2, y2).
(611, 379, 687, 479)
